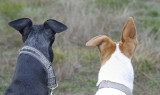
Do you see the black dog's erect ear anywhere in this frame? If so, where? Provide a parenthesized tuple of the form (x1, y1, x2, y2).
(44, 19, 67, 33)
(8, 18, 32, 34)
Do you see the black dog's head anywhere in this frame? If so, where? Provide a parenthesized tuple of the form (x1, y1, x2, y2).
(9, 18, 67, 62)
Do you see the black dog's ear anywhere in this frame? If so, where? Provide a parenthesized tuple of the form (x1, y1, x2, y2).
(8, 18, 32, 34)
(44, 19, 67, 33)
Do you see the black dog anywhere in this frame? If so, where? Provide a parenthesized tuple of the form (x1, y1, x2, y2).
(4, 18, 67, 95)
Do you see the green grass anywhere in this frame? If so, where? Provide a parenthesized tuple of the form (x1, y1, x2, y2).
(96, 0, 130, 11)
(141, 59, 153, 71)
(136, 4, 160, 33)
(142, 17, 160, 33)
(0, 1, 23, 19)
(0, 0, 160, 95)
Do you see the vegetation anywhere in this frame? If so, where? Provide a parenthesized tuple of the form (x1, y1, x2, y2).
(0, 0, 160, 95)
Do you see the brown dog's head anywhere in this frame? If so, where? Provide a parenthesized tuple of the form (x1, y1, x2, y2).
(86, 17, 138, 66)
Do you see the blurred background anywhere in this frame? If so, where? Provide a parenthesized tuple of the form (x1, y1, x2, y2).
(0, 0, 160, 95)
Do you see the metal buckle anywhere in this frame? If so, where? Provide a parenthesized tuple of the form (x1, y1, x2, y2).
(50, 83, 58, 95)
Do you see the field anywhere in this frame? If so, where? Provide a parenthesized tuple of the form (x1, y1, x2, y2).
(0, 0, 160, 95)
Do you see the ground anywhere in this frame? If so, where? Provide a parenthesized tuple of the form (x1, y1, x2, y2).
(0, 0, 160, 95)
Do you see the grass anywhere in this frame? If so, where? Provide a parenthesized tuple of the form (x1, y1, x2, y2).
(0, 0, 160, 95)
(0, 1, 23, 20)
(96, 0, 130, 11)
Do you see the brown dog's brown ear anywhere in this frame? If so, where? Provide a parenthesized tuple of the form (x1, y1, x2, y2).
(86, 35, 108, 46)
(119, 17, 138, 58)
(121, 17, 137, 42)
(86, 35, 116, 66)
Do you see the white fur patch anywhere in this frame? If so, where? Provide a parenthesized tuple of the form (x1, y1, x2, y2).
(96, 44, 134, 95)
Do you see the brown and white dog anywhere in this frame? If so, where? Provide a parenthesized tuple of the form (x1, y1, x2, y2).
(86, 17, 138, 95)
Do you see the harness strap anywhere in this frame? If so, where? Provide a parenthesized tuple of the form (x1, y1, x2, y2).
(19, 46, 56, 86)
(97, 80, 132, 95)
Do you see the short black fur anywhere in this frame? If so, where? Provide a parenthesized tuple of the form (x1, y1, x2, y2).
(4, 18, 67, 95)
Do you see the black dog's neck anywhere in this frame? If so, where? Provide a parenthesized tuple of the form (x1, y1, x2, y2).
(22, 44, 53, 62)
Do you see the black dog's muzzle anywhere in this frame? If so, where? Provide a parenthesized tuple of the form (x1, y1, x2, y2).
(19, 46, 56, 86)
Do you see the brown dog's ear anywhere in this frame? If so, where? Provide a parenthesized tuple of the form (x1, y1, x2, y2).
(121, 17, 137, 42)
(86, 35, 116, 66)
(86, 35, 114, 47)
(86, 35, 104, 46)
(119, 17, 138, 58)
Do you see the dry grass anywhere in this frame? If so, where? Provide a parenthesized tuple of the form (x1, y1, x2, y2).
(0, 0, 160, 95)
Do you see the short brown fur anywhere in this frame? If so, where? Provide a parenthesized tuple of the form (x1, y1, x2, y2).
(86, 17, 138, 66)
(86, 35, 116, 66)
(119, 17, 138, 58)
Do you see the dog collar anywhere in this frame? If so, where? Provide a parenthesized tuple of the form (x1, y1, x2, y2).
(97, 80, 132, 95)
(19, 46, 56, 87)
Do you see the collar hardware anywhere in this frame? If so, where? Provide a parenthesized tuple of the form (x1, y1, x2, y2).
(50, 83, 58, 95)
